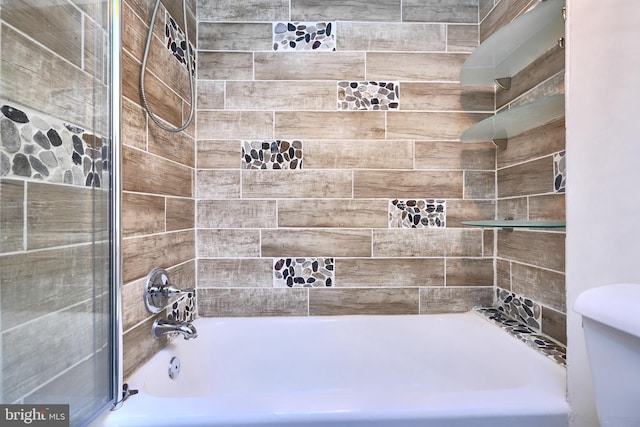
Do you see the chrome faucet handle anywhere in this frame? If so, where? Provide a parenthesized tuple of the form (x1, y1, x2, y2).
(160, 285, 195, 298)
(144, 267, 195, 314)
(148, 283, 194, 298)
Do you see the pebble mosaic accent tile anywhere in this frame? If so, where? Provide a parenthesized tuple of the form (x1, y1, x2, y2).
(273, 22, 336, 51)
(554, 151, 566, 193)
(242, 140, 303, 169)
(496, 287, 542, 330)
(389, 199, 446, 228)
(167, 292, 196, 323)
(475, 307, 566, 365)
(274, 258, 334, 287)
(338, 82, 400, 111)
(1, 101, 108, 187)
(165, 11, 196, 76)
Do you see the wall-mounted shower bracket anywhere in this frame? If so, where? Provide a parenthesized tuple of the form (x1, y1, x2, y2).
(144, 267, 194, 313)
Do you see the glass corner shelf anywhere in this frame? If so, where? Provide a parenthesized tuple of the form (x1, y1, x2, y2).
(462, 220, 566, 230)
(460, 94, 564, 148)
(460, 0, 566, 87)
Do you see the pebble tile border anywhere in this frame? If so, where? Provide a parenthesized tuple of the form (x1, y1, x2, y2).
(274, 258, 334, 287)
(242, 140, 303, 169)
(273, 22, 336, 51)
(554, 150, 566, 193)
(496, 287, 542, 329)
(1, 101, 108, 187)
(389, 199, 446, 228)
(475, 307, 566, 365)
(168, 291, 196, 323)
(165, 10, 196, 76)
(338, 81, 400, 111)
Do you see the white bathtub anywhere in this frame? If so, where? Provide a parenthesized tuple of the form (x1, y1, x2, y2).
(96, 312, 568, 427)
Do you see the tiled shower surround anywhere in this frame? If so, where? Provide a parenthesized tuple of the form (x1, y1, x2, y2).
(120, 0, 197, 377)
(194, 0, 566, 347)
(0, 0, 568, 409)
(195, 0, 497, 318)
(115, 0, 567, 378)
(0, 0, 567, 391)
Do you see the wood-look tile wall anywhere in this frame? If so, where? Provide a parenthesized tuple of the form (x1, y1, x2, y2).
(0, 0, 111, 411)
(195, 0, 496, 317)
(121, 0, 197, 378)
(484, 0, 567, 344)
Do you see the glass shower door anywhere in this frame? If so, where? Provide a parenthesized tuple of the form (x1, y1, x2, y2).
(0, 0, 116, 425)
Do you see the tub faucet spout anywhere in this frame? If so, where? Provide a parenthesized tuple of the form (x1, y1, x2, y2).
(152, 319, 198, 340)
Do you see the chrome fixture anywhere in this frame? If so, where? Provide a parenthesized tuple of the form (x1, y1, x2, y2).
(152, 319, 198, 340)
(144, 267, 195, 313)
(119, 383, 139, 404)
(110, 0, 125, 411)
(168, 356, 181, 379)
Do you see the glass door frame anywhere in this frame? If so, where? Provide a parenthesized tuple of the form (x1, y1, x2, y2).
(109, 0, 124, 412)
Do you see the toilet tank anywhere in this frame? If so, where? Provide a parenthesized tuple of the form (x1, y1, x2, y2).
(575, 283, 640, 427)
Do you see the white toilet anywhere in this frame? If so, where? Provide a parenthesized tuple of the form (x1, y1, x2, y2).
(575, 283, 640, 427)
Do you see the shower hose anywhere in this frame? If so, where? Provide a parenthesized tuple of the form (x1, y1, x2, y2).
(140, 0, 195, 132)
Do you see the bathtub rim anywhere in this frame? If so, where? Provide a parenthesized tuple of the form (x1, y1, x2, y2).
(95, 311, 568, 427)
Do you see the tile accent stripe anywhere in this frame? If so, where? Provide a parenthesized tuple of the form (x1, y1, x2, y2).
(242, 140, 303, 169)
(273, 22, 336, 51)
(475, 307, 566, 365)
(168, 292, 196, 323)
(1, 101, 107, 187)
(274, 257, 334, 287)
(165, 10, 196, 75)
(553, 150, 566, 193)
(496, 287, 541, 329)
(338, 81, 400, 111)
(389, 199, 446, 228)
